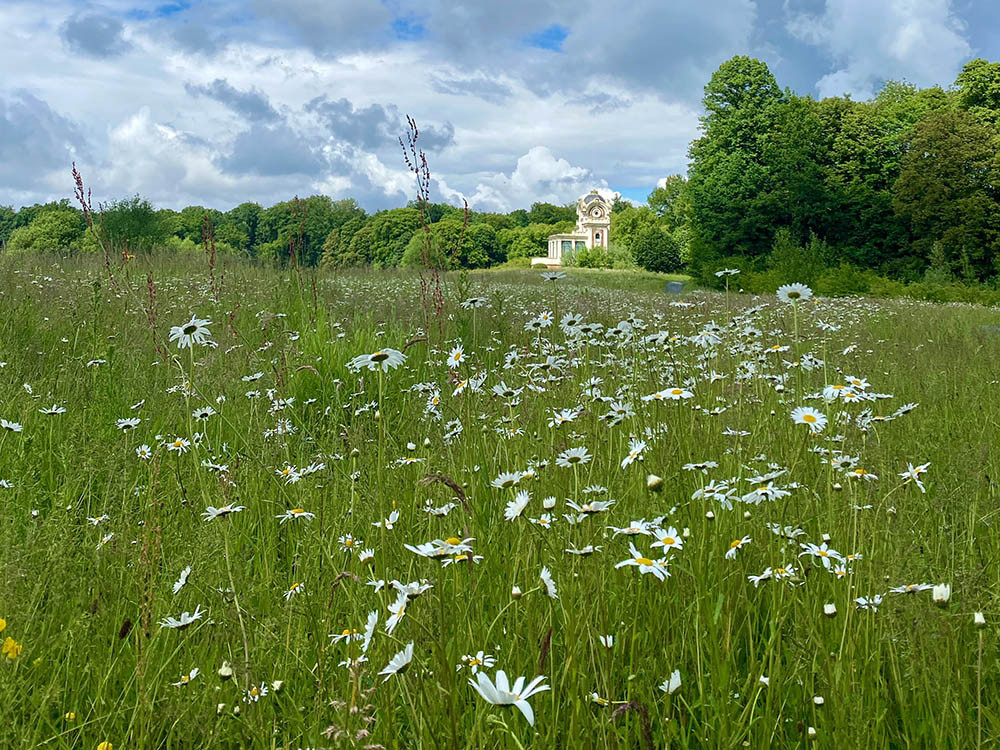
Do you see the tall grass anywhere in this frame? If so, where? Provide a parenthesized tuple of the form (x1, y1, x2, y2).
(0, 253, 997, 748)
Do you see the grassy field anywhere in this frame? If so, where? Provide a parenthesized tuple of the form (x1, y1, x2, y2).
(0, 254, 998, 749)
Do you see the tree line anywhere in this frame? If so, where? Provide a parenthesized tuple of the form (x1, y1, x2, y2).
(3, 54, 1000, 288)
(0, 189, 685, 274)
(686, 55, 1000, 289)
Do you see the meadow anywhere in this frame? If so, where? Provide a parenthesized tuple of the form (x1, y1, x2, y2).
(0, 253, 998, 749)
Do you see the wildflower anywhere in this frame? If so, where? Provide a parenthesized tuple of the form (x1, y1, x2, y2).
(975, 612, 986, 628)
(598, 635, 614, 649)
(339, 534, 361, 552)
(659, 669, 682, 694)
(244, 683, 269, 702)
(378, 642, 414, 681)
(2, 636, 22, 659)
(652, 527, 683, 552)
(855, 594, 884, 611)
(0, 619, 4, 633)
(491, 471, 523, 489)
(39, 404, 67, 415)
(899, 461, 930, 493)
(446, 346, 465, 368)
(172, 566, 192, 595)
(167, 437, 191, 454)
(505, 490, 531, 521)
(373, 509, 400, 529)
(98, 743, 113, 750)
(202, 504, 245, 521)
(385, 591, 408, 635)
(790, 406, 827, 433)
(192, 406, 216, 421)
(890, 583, 934, 595)
(1, 419, 23, 432)
(115, 417, 140, 431)
(615, 543, 669, 581)
(823, 603, 837, 617)
(169, 316, 213, 349)
(159, 605, 205, 630)
(647, 474, 664, 491)
(776, 283, 812, 304)
(459, 651, 496, 673)
(468, 670, 550, 726)
(284, 582, 305, 600)
(847, 468, 878, 481)
(172, 667, 200, 687)
(539, 567, 558, 599)
(609, 519, 654, 537)
(620, 439, 646, 469)
(725, 536, 751, 560)
(799, 542, 843, 569)
(556, 447, 592, 468)
(566, 498, 614, 515)
(346, 348, 406, 373)
(277, 508, 315, 524)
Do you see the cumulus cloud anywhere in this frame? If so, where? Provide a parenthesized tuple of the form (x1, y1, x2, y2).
(185, 79, 280, 122)
(249, 0, 393, 54)
(218, 123, 328, 177)
(431, 73, 514, 105)
(60, 13, 132, 58)
(443, 146, 607, 213)
(305, 96, 454, 152)
(786, 0, 972, 98)
(0, 90, 86, 190)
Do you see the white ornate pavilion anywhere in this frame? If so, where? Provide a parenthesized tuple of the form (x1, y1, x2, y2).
(531, 190, 611, 267)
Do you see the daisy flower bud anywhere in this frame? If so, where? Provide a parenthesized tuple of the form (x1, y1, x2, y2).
(974, 612, 986, 628)
(807, 726, 817, 740)
(743, 511, 751, 520)
(932, 583, 951, 607)
(511, 585, 522, 600)
(813, 696, 824, 706)
(823, 603, 837, 617)
(647, 474, 663, 491)
(705, 511, 715, 521)
(218, 661, 234, 680)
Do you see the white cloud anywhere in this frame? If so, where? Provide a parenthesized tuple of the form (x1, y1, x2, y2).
(786, 0, 971, 99)
(442, 146, 606, 213)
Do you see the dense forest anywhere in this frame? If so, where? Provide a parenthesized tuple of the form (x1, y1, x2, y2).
(3, 56, 1000, 291)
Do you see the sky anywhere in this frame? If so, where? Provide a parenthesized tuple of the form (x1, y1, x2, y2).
(0, 0, 995, 213)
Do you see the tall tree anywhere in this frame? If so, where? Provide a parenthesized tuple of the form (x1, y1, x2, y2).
(687, 56, 786, 273)
(894, 108, 1000, 281)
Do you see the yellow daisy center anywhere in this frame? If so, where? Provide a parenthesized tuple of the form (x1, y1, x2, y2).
(445, 537, 462, 546)
(636, 557, 653, 566)
(803, 414, 817, 423)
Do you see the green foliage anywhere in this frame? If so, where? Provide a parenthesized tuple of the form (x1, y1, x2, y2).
(893, 108, 1000, 282)
(347, 208, 422, 268)
(401, 220, 499, 270)
(526, 201, 576, 224)
(101, 195, 169, 253)
(632, 225, 682, 273)
(813, 263, 874, 297)
(6, 208, 85, 253)
(766, 228, 828, 286)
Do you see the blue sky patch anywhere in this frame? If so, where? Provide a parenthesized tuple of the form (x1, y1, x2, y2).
(392, 16, 427, 41)
(126, 2, 192, 21)
(524, 24, 568, 52)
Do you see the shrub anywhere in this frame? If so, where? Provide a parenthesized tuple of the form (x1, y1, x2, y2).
(632, 226, 682, 273)
(814, 264, 873, 297)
